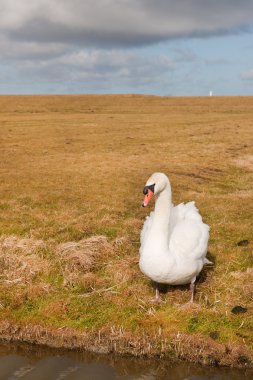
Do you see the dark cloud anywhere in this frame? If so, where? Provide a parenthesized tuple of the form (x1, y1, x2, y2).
(1, 1, 253, 48)
(0, 1, 252, 94)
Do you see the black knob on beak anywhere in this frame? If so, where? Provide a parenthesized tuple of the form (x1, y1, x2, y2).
(143, 184, 155, 195)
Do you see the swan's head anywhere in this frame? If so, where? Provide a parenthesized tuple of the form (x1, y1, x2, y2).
(142, 172, 169, 207)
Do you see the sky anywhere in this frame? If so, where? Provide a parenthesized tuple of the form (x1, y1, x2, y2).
(1, 0, 253, 96)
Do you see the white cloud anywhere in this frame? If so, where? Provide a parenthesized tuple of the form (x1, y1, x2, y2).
(204, 58, 229, 66)
(14, 49, 175, 90)
(173, 48, 198, 63)
(240, 69, 253, 80)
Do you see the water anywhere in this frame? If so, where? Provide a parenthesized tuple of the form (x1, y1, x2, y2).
(0, 342, 252, 380)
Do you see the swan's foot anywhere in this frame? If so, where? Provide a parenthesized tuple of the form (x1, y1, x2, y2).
(150, 288, 163, 304)
(179, 280, 201, 309)
(150, 296, 163, 304)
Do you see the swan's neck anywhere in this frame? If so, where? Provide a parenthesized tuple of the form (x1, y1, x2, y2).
(150, 184, 172, 242)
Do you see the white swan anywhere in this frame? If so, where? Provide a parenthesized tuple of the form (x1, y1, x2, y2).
(139, 172, 211, 304)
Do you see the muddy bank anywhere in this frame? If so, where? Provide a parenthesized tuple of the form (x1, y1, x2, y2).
(0, 321, 252, 369)
(1, 342, 252, 380)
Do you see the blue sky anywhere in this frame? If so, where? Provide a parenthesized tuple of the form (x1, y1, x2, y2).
(1, 1, 253, 96)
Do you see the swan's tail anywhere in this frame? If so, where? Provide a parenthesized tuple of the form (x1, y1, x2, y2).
(204, 258, 213, 265)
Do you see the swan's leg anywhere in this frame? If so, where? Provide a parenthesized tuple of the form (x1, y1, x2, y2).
(178, 278, 201, 309)
(155, 288, 161, 302)
(190, 280, 195, 303)
(179, 278, 199, 308)
(151, 287, 162, 304)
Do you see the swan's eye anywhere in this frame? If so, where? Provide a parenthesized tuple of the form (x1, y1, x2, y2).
(143, 184, 155, 195)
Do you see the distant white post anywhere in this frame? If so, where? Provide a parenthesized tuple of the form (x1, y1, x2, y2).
(209, 90, 213, 96)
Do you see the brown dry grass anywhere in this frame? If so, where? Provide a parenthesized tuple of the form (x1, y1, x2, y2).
(235, 155, 253, 171)
(57, 235, 113, 286)
(0, 236, 48, 284)
(0, 95, 252, 366)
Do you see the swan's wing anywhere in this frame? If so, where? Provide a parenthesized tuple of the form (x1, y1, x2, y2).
(170, 201, 202, 226)
(169, 220, 209, 260)
(169, 202, 209, 261)
(140, 211, 154, 251)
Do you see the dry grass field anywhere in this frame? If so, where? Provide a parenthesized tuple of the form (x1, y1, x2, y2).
(0, 95, 252, 366)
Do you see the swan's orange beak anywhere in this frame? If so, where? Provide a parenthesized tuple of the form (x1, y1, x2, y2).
(142, 189, 154, 207)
